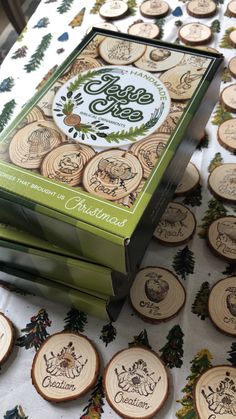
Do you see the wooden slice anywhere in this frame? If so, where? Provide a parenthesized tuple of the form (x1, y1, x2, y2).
(228, 56, 236, 78)
(37, 81, 63, 118)
(140, 0, 170, 18)
(157, 102, 186, 134)
(186, 0, 217, 18)
(99, 38, 146, 65)
(26, 106, 45, 123)
(160, 64, 205, 100)
(130, 133, 169, 179)
(207, 216, 236, 263)
(0, 313, 15, 366)
(220, 84, 236, 112)
(59, 56, 101, 84)
(103, 346, 169, 419)
(208, 163, 236, 203)
(41, 143, 95, 186)
(9, 120, 64, 169)
(99, 0, 129, 19)
(86, 22, 119, 33)
(227, 0, 236, 17)
(194, 366, 236, 419)
(31, 331, 99, 403)
(130, 266, 186, 323)
(153, 202, 196, 245)
(217, 118, 236, 152)
(128, 22, 160, 39)
(229, 29, 236, 47)
(175, 162, 200, 196)
(82, 149, 143, 201)
(179, 23, 212, 45)
(82, 35, 105, 58)
(134, 46, 184, 72)
(208, 276, 236, 337)
(193, 45, 219, 53)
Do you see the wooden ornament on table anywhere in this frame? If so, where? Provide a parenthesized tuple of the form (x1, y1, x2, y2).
(208, 163, 236, 203)
(227, 0, 236, 17)
(217, 118, 236, 152)
(86, 22, 119, 34)
(193, 45, 219, 53)
(175, 162, 200, 196)
(186, 0, 217, 18)
(140, 0, 170, 18)
(220, 84, 236, 112)
(103, 346, 169, 418)
(0, 312, 15, 366)
(99, 0, 129, 19)
(31, 331, 99, 403)
(228, 56, 236, 78)
(128, 22, 160, 39)
(99, 37, 146, 65)
(229, 30, 236, 48)
(134, 46, 184, 72)
(207, 216, 236, 263)
(178, 22, 212, 45)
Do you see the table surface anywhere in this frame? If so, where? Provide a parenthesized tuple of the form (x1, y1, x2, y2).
(0, 1, 235, 418)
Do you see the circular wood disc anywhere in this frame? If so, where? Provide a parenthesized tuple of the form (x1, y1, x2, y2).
(82, 35, 105, 58)
(41, 143, 95, 186)
(0, 313, 15, 365)
(99, 0, 129, 19)
(186, 0, 217, 18)
(229, 29, 236, 47)
(130, 133, 169, 179)
(134, 46, 184, 72)
(208, 163, 236, 203)
(86, 22, 119, 33)
(207, 216, 236, 263)
(31, 331, 99, 403)
(37, 81, 63, 118)
(103, 346, 168, 418)
(128, 22, 160, 39)
(160, 64, 205, 100)
(193, 45, 219, 53)
(83, 149, 143, 201)
(217, 118, 236, 152)
(140, 0, 170, 18)
(228, 56, 236, 78)
(9, 120, 63, 169)
(208, 276, 236, 337)
(130, 266, 186, 323)
(221, 84, 236, 112)
(99, 38, 146, 65)
(194, 366, 236, 418)
(179, 23, 212, 45)
(175, 162, 200, 196)
(26, 106, 45, 123)
(153, 202, 196, 245)
(157, 102, 186, 134)
(59, 56, 101, 84)
(227, 0, 236, 17)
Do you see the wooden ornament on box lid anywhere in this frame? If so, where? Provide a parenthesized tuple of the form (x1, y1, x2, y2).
(0, 312, 15, 366)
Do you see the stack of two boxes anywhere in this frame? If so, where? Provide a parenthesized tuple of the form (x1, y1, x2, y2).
(0, 30, 223, 320)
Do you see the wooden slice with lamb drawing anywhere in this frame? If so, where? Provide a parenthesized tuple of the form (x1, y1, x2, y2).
(31, 331, 99, 403)
(99, 0, 129, 19)
(208, 276, 236, 337)
(220, 84, 236, 112)
(130, 266, 186, 323)
(207, 216, 236, 263)
(217, 118, 236, 152)
(228, 56, 236, 78)
(0, 313, 15, 366)
(99, 37, 146, 65)
(186, 0, 217, 18)
(140, 0, 170, 18)
(208, 163, 236, 203)
(175, 162, 200, 196)
(178, 22, 212, 46)
(103, 346, 169, 419)
(194, 366, 236, 419)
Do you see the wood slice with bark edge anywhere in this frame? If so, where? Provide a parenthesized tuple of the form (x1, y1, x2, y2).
(31, 331, 99, 403)
(103, 346, 169, 419)
(0, 312, 15, 366)
(157, 101, 186, 134)
(228, 56, 236, 79)
(128, 22, 160, 39)
(134, 46, 184, 72)
(193, 45, 219, 53)
(217, 118, 236, 152)
(229, 30, 236, 48)
(129, 266, 186, 323)
(82, 35, 106, 58)
(40, 143, 96, 187)
(58, 56, 101, 84)
(99, 38, 146, 65)
(99, 0, 129, 20)
(82, 149, 143, 201)
(86, 22, 119, 34)
(208, 276, 236, 337)
(207, 216, 236, 263)
(153, 202, 197, 246)
(178, 23, 212, 46)
(26, 106, 45, 124)
(194, 365, 236, 419)
(186, 0, 217, 18)
(220, 84, 236, 112)
(227, 0, 236, 18)
(175, 162, 200, 196)
(140, 0, 170, 18)
(208, 163, 236, 204)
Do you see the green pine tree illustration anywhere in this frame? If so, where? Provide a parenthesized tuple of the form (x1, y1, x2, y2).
(192, 282, 210, 320)
(220, 27, 236, 48)
(172, 246, 195, 280)
(155, 18, 165, 39)
(24, 33, 52, 72)
(176, 349, 213, 418)
(221, 67, 232, 83)
(211, 102, 232, 125)
(80, 377, 104, 419)
(90, 0, 105, 14)
(4, 405, 28, 419)
(127, 0, 138, 16)
(196, 131, 209, 150)
(17, 308, 51, 351)
(100, 322, 117, 346)
(198, 198, 228, 238)
(183, 184, 202, 207)
(0, 77, 14, 92)
(211, 19, 221, 34)
(57, 0, 74, 13)
(160, 325, 184, 368)
(0, 99, 16, 133)
(227, 342, 236, 366)
(129, 329, 152, 349)
(11, 46, 28, 59)
(64, 308, 87, 333)
(208, 152, 223, 173)
(222, 263, 236, 275)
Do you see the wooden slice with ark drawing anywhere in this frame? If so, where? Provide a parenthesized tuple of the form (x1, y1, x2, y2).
(208, 163, 236, 203)
(217, 118, 236, 152)
(175, 162, 200, 196)
(186, 0, 217, 18)
(140, 0, 170, 18)
(178, 22, 212, 45)
(0, 312, 15, 366)
(228, 56, 236, 78)
(220, 84, 236, 112)
(207, 216, 236, 263)
(99, 37, 146, 65)
(99, 0, 129, 19)
(134, 46, 184, 72)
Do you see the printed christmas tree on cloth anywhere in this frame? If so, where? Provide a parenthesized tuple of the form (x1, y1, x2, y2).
(17, 308, 51, 351)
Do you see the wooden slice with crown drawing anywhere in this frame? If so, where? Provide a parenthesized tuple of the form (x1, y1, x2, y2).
(9, 120, 64, 169)
(194, 366, 236, 419)
(208, 276, 236, 337)
(228, 56, 236, 78)
(227, 0, 236, 17)
(186, 0, 217, 18)
(99, 38, 146, 65)
(140, 0, 170, 18)
(31, 331, 99, 403)
(208, 163, 236, 203)
(179, 23, 212, 45)
(229, 30, 236, 48)
(103, 346, 168, 419)
(220, 84, 236, 112)
(130, 266, 186, 323)
(99, 0, 129, 19)
(83, 149, 143, 201)
(217, 118, 236, 152)
(134, 46, 184, 72)
(153, 202, 196, 245)
(175, 162, 200, 196)
(41, 143, 95, 186)
(207, 216, 236, 263)
(59, 56, 101, 84)
(128, 22, 160, 39)
(0, 313, 15, 366)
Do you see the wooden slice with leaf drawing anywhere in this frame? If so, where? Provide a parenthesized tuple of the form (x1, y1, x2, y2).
(220, 84, 236, 112)
(228, 56, 236, 78)
(99, 0, 129, 19)
(175, 162, 200, 196)
(103, 346, 169, 418)
(178, 22, 212, 45)
(217, 118, 236, 152)
(140, 0, 170, 18)
(0, 313, 15, 366)
(186, 0, 217, 18)
(128, 22, 160, 39)
(134, 46, 184, 72)
(207, 216, 236, 263)
(99, 37, 146, 65)
(130, 266, 186, 323)
(208, 163, 236, 203)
